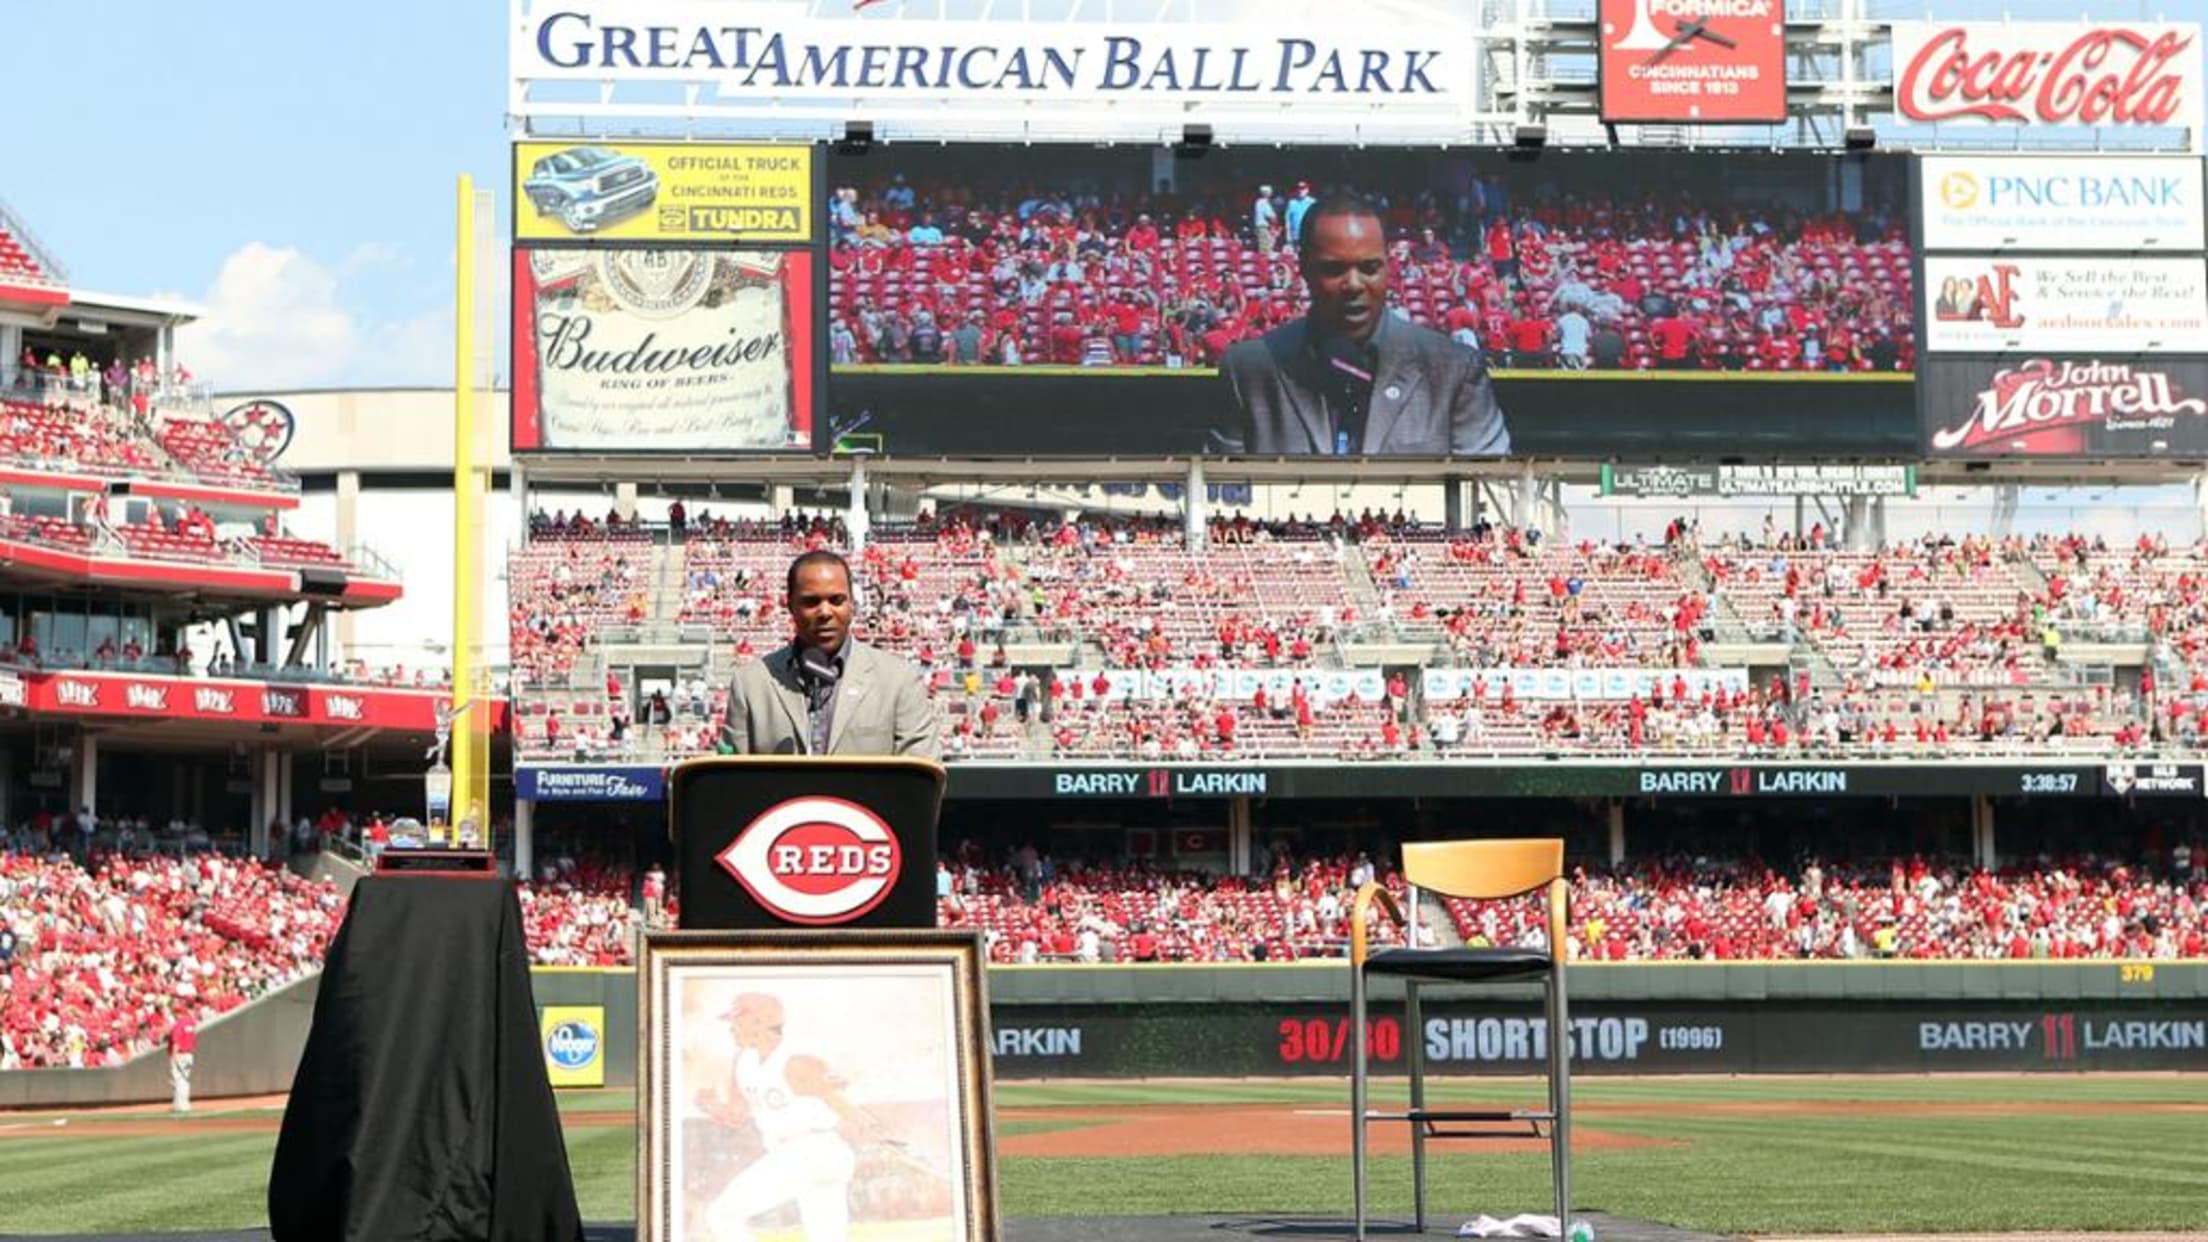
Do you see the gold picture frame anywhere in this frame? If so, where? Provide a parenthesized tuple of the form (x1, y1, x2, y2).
(639, 929, 999, 1242)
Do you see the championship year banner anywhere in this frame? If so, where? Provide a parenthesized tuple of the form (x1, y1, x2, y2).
(1923, 257, 2208, 355)
(5, 668, 507, 732)
(1918, 155, 2206, 253)
(1596, 0, 1787, 124)
(513, 141, 815, 244)
(511, 247, 818, 453)
(1421, 667, 1750, 703)
(1081, 667, 1386, 705)
(1919, 356, 2208, 458)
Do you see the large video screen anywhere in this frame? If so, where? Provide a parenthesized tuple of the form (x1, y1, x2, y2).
(822, 145, 1915, 457)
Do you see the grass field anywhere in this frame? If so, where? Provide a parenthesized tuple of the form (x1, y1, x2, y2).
(2, 1075, 2205, 1237)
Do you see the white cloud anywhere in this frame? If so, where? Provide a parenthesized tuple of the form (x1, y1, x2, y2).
(175, 241, 494, 391)
(336, 241, 406, 278)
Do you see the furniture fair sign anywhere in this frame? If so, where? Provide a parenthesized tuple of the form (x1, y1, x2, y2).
(511, 1, 1480, 133)
(1891, 22, 2202, 142)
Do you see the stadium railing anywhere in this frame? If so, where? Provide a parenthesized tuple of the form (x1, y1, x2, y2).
(0, 195, 68, 284)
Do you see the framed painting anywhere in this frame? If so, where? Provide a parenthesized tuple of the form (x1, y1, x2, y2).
(639, 929, 998, 1242)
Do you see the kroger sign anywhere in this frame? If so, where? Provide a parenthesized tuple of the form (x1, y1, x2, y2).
(1920, 155, 2205, 252)
(546, 1020, 601, 1070)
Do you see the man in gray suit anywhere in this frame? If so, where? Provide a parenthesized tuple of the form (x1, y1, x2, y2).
(1211, 192, 1511, 457)
(720, 550, 941, 759)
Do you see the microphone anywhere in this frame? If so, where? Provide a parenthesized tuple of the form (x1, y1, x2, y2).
(1320, 336, 1376, 455)
(797, 645, 842, 687)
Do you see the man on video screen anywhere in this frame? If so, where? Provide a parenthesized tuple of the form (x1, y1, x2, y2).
(1210, 192, 1511, 458)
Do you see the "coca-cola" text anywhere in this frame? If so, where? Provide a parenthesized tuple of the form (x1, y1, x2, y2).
(1898, 24, 2195, 127)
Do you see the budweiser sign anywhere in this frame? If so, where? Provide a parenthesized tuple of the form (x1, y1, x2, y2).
(1925, 358, 2208, 457)
(515, 247, 814, 454)
(1893, 23, 2202, 133)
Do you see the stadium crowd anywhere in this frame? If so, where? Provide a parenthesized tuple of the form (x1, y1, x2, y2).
(486, 842, 2204, 968)
(0, 845, 343, 1070)
(2, 825, 2195, 1062)
(0, 376, 367, 578)
(509, 512, 2200, 763)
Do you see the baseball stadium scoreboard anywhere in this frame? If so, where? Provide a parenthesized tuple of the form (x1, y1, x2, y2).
(504, 1, 2205, 466)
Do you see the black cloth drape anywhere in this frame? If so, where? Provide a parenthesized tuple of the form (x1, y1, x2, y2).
(269, 876, 584, 1242)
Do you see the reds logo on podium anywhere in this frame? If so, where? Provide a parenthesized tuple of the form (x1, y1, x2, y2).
(717, 796, 904, 925)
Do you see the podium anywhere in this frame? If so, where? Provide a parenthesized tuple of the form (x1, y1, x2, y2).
(647, 755, 993, 1242)
(644, 751, 993, 1228)
(668, 755, 946, 930)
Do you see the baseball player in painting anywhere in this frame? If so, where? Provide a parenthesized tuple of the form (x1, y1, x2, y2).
(695, 991, 882, 1242)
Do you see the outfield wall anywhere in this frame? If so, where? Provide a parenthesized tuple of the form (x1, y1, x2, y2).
(5, 964, 2203, 1109)
(528, 963, 2208, 1088)
(0, 973, 320, 1110)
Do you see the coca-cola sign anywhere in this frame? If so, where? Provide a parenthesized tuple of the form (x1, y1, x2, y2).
(1892, 23, 2202, 134)
(1921, 357, 2208, 458)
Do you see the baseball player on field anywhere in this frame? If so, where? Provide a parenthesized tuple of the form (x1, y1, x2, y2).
(695, 991, 885, 1242)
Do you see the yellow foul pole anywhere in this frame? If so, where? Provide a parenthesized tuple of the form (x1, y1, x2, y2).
(451, 173, 480, 840)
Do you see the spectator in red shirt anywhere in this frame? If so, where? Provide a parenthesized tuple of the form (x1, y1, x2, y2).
(169, 1010, 198, 1113)
(1650, 314, 1696, 370)
(1506, 311, 1554, 369)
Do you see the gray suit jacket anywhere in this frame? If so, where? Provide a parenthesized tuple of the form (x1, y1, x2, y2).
(1211, 312, 1511, 456)
(720, 640, 941, 760)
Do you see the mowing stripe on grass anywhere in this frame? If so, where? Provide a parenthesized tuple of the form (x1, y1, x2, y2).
(3, 1076, 2201, 1236)
(1849, 1118, 2208, 1175)
(0, 1134, 281, 1234)
(1605, 1117, 2208, 1189)
(565, 1127, 641, 1225)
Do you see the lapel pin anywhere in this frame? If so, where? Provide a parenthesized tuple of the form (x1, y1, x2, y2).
(1383, 384, 1402, 400)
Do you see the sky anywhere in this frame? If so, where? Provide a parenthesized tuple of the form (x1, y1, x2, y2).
(0, 0, 512, 390)
(0, 0, 2199, 393)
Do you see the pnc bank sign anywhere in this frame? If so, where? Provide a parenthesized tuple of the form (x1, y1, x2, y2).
(1919, 155, 2206, 252)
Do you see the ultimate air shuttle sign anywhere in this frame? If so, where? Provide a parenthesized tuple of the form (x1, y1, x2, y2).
(513, 3, 1479, 132)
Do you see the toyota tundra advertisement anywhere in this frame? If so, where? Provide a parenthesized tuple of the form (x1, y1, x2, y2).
(1920, 356, 2208, 458)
